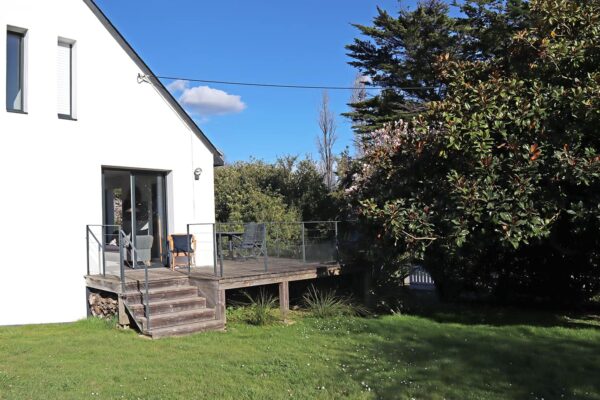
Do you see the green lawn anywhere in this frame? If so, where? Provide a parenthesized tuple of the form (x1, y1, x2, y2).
(0, 307, 599, 400)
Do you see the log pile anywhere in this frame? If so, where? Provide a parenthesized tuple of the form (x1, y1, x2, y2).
(88, 292, 118, 318)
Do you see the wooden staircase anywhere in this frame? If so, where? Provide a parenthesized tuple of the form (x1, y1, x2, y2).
(122, 275, 224, 339)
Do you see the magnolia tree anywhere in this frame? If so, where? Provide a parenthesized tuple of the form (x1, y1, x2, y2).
(347, 0, 600, 303)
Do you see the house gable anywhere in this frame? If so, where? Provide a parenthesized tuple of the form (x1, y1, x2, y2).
(83, 0, 224, 167)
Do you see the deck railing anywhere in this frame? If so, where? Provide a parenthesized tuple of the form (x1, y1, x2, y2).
(86, 224, 120, 277)
(86, 224, 152, 331)
(187, 221, 344, 277)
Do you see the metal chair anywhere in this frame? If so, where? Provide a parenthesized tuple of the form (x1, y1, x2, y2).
(168, 234, 196, 270)
(231, 223, 266, 260)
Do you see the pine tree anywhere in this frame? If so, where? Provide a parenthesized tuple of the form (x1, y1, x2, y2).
(345, 0, 530, 137)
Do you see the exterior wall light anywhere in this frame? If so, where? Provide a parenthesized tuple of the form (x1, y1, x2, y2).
(194, 168, 203, 181)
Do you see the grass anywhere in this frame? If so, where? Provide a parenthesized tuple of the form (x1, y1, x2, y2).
(0, 307, 599, 400)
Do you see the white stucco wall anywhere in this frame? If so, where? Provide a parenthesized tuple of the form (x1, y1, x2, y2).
(0, 0, 217, 325)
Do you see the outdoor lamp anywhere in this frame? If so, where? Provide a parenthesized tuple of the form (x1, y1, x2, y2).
(194, 168, 203, 180)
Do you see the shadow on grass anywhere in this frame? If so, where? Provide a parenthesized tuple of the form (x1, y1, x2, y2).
(335, 312, 600, 400)
(393, 290, 600, 331)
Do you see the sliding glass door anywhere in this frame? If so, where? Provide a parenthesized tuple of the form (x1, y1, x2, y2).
(103, 168, 168, 266)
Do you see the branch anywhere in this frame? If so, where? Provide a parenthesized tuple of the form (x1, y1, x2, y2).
(401, 230, 438, 241)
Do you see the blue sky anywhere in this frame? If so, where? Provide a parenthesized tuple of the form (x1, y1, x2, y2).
(95, 0, 415, 162)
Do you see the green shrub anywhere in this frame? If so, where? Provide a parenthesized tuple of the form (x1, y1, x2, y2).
(302, 285, 369, 318)
(243, 289, 278, 326)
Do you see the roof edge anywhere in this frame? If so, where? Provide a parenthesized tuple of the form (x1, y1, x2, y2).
(82, 0, 225, 167)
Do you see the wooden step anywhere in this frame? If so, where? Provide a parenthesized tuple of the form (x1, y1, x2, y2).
(149, 319, 225, 339)
(139, 308, 216, 331)
(124, 286, 198, 303)
(85, 275, 191, 293)
(128, 297, 207, 317)
(122, 276, 190, 292)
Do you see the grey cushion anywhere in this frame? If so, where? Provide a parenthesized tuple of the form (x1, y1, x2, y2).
(135, 235, 154, 250)
(127, 235, 153, 264)
(171, 234, 194, 254)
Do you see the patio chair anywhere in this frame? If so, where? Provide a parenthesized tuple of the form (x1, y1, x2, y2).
(168, 234, 196, 271)
(231, 223, 267, 260)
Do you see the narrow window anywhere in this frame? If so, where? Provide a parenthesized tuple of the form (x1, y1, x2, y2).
(6, 30, 25, 112)
(57, 40, 74, 118)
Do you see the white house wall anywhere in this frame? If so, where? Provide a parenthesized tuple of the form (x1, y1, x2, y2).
(0, 0, 217, 325)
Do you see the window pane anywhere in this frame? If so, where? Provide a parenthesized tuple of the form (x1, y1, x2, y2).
(6, 32, 23, 111)
(57, 42, 71, 116)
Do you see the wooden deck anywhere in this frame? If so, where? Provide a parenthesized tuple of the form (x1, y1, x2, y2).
(85, 257, 362, 335)
(191, 257, 345, 289)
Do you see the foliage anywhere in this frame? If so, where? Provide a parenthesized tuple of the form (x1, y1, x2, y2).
(302, 285, 369, 318)
(242, 289, 279, 325)
(1, 309, 599, 399)
(345, 0, 600, 304)
(345, 0, 529, 136)
(215, 158, 299, 223)
(215, 156, 337, 223)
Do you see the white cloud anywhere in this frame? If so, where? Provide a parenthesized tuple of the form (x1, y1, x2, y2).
(178, 85, 247, 116)
(167, 79, 189, 92)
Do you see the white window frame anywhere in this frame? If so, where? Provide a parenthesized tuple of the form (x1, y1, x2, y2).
(57, 37, 77, 120)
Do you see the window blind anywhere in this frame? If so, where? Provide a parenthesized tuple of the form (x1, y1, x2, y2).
(57, 42, 71, 116)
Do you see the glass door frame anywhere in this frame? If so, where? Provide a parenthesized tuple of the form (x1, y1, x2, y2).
(101, 167, 169, 267)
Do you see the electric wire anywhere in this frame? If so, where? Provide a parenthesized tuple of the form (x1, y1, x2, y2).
(147, 75, 439, 91)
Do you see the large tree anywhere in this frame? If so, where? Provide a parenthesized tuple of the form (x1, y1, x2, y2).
(346, 0, 600, 304)
(345, 0, 529, 135)
(316, 91, 338, 191)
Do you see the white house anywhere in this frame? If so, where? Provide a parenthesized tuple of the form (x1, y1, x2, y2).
(0, 0, 223, 326)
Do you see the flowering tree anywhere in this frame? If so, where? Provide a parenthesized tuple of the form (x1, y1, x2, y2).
(347, 0, 600, 303)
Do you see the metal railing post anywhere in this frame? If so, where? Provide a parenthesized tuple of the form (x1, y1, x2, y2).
(219, 231, 224, 277)
(301, 222, 306, 264)
(264, 224, 268, 272)
(275, 224, 280, 258)
(133, 232, 138, 267)
(144, 257, 150, 332)
(102, 247, 106, 277)
(334, 221, 339, 264)
(86, 226, 90, 276)
(119, 231, 125, 293)
(97, 243, 102, 277)
(212, 223, 218, 277)
(101, 226, 107, 277)
(187, 224, 191, 276)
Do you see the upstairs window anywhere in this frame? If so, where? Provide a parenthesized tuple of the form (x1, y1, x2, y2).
(57, 39, 75, 119)
(6, 29, 25, 112)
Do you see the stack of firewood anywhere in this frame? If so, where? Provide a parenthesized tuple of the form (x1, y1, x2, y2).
(88, 292, 118, 318)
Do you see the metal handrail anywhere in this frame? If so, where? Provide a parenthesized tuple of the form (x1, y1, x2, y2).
(86, 224, 120, 276)
(86, 226, 101, 276)
(119, 229, 151, 332)
(86, 224, 151, 332)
